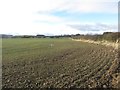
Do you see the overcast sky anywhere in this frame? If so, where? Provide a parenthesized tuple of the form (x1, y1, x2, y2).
(0, 0, 119, 35)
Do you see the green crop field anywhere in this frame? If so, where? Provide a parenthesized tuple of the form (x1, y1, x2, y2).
(2, 38, 119, 88)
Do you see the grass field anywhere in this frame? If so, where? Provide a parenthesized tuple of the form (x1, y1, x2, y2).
(2, 38, 119, 88)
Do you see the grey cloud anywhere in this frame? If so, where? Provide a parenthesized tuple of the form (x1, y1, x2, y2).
(69, 23, 117, 33)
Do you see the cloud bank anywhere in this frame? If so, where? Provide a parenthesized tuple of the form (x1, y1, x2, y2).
(0, 0, 118, 35)
(69, 23, 118, 34)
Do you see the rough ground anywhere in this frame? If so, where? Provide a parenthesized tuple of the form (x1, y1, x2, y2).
(2, 38, 120, 88)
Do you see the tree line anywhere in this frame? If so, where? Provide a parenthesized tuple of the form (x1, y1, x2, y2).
(1, 32, 120, 42)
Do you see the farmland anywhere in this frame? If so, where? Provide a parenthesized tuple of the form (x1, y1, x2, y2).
(2, 38, 119, 88)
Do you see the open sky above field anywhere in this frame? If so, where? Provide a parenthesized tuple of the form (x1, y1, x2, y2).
(0, 0, 119, 35)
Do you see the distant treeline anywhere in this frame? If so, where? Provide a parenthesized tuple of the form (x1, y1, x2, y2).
(1, 32, 120, 42)
(73, 32, 120, 42)
(1, 34, 73, 38)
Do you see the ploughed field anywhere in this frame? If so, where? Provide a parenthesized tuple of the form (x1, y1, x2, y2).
(2, 38, 119, 88)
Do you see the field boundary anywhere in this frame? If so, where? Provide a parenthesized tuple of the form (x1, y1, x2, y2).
(72, 39, 119, 50)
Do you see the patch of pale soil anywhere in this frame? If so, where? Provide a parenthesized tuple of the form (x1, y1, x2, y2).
(72, 39, 119, 50)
